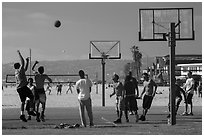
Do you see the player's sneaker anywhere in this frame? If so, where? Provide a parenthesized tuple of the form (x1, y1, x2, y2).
(89, 123, 94, 127)
(181, 112, 188, 116)
(27, 115, 31, 120)
(113, 118, 121, 124)
(188, 112, 194, 116)
(36, 112, 41, 122)
(167, 114, 170, 118)
(142, 116, 146, 121)
(40, 113, 45, 122)
(139, 115, 146, 121)
(135, 114, 139, 122)
(129, 111, 134, 115)
(139, 115, 143, 120)
(81, 124, 86, 127)
(20, 115, 27, 122)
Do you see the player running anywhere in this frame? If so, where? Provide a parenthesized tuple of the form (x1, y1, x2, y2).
(139, 73, 157, 121)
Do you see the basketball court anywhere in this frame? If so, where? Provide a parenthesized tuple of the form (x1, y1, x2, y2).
(2, 6, 201, 135)
(2, 106, 202, 135)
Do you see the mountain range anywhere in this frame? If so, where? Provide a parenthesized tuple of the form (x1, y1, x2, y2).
(2, 57, 154, 83)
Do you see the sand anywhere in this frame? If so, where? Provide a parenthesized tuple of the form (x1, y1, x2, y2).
(2, 85, 202, 109)
(2, 85, 202, 135)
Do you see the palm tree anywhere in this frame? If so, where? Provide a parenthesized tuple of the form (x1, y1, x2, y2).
(130, 45, 142, 78)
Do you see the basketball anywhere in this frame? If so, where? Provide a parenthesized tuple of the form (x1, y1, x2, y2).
(54, 20, 61, 28)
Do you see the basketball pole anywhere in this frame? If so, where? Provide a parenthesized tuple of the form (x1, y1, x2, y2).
(29, 48, 31, 78)
(96, 72, 98, 94)
(101, 58, 106, 107)
(169, 23, 176, 125)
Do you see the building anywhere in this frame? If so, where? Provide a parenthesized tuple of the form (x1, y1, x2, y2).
(155, 54, 202, 75)
(177, 63, 202, 76)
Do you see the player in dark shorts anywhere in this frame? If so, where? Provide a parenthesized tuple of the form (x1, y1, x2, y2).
(56, 82, 62, 95)
(126, 71, 139, 115)
(167, 78, 187, 118)
(139, 73, 157, 121)
(32, 61, 52, 122)
(110, 74, 126, 123)
(14, 50, 36, 122)
(124, 75, 139, 122)
(25, 78, 37, 120)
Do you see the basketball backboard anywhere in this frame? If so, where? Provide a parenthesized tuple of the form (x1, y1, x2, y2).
(139, 8, 194, 41)
(89, 41, 121, 59)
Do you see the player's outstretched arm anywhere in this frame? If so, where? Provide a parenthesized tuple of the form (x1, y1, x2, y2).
(25, 57, 29, 72)
(110, 89, 116, 98)
(32, 61, 39, 71)
(46, 76, 52, 84)
(17, 50, 25, 69)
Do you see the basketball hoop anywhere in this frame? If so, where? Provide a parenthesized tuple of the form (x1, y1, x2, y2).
(101, 52, 109, 59)
(89, 40, 121, 107)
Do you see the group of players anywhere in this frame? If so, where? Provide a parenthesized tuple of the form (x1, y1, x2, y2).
(110, 71, 157, 123)
(13, 50, 200, 127)
(13, 50, 93, 127)
(110, 70, 199, 124)
(14, 50, 52, 122)
(14, 50, 77, 123)
(46, 82, 74, 95)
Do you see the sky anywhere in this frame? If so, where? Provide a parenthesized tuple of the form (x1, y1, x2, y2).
(2, 2, 202, 64)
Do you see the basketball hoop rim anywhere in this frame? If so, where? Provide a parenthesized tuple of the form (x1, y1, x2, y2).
(89, 53, 121, 59)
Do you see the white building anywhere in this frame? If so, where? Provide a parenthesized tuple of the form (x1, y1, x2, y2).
(177, 63, 202, 76)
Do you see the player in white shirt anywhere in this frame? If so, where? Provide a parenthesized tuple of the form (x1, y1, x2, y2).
(182, 71, 195, 116)
(76, 70, 93, 127)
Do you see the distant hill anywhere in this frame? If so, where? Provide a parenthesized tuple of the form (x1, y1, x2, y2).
(2, 57, 155, 83)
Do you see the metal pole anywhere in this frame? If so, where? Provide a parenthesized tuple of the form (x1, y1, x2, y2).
(29, 48, 31, 78)
(96, 72, 98, 94)
(101, 58, 105, 107)
(169, 23, 176, 125)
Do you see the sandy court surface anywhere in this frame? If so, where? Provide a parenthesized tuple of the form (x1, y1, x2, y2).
(2, 85, 202, 135)
(2, 106, 202, 135)
(2, 85, 202, 109)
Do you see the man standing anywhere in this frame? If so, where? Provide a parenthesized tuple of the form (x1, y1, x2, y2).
(182, 71, 195, 116)
(76, 70, 94, 127)
(127, 71, 139, 115)
(110, 74, 126, 123)
(14, 50, 36, 122)
(124, 75, 139, 122)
